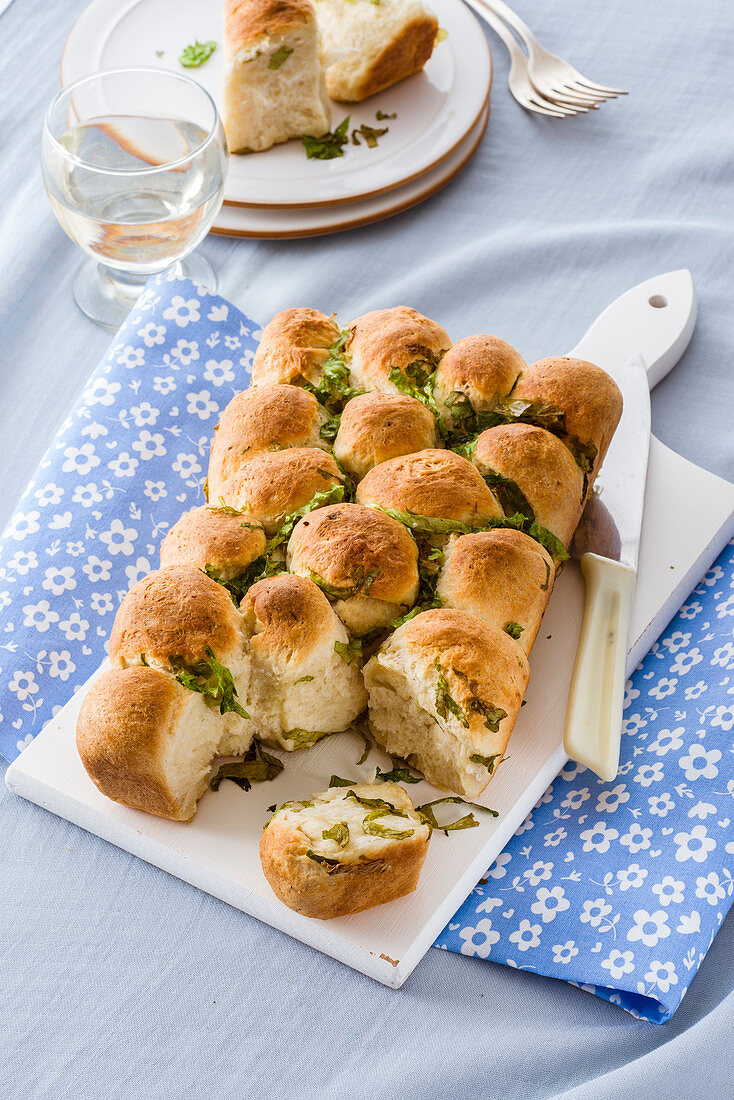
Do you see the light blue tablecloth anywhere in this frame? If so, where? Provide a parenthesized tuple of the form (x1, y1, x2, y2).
(2, 0, 734, 1095)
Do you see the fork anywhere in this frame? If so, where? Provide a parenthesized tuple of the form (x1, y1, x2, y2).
(464, 0, 627, 117)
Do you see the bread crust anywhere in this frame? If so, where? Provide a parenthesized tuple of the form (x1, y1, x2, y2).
(334, 391, 437, 481)
(109, 566, 244, 668)
(260, 782, 430, 918)
(512, 357, 623, 479)
(77, 667, 192, 821)
(218, 447, 344, 535)
(159, 505, 266, 577)
(243, 573, 335, 662)
(437, 529, 554, 653)
(251, 308, 340, 387)
(347, 306, 451, 393)
(287, 501, 419, 604)
(356, 449, 503, 525)
(225, 0, 313, 53)
(473, 423, 585, 547)
(208, 384, 327, 497)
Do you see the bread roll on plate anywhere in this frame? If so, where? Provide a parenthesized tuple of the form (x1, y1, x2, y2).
(241, 574, 367, 750)
(260, 780, 430, 917)
(217, 447, 345, 536)
(251, 308, 341, 388)
(437, 529, 554, 654)
(222, 0, 330, 153)
(108, 565, 252, 755)
(364, 608, 529, 797)
(208, 384, 331, 499)
(347, 306, 451, 395)
(334, 391, 438, 481)
(356, 449, 503, 534)
(432, 335, 525, 436)
(77, 666, 225, 823)
(472, 423, 585, 549)
(317, 0, 439, 102)
(159, 504, 266, 580)
(287, 502, 419, 635)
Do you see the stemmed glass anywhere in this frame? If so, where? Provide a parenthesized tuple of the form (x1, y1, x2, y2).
(42, 67, 228, 331)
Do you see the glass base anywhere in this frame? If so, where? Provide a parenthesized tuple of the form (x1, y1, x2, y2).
(72, 253, 218, 332)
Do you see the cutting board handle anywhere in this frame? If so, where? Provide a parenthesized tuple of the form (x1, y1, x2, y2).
(569, 269, 697, 388)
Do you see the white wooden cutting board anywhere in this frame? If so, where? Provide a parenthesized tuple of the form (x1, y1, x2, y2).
(7, 272, 734, 988)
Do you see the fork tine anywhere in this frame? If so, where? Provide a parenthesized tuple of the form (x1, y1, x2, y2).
(556, 83, 606, 104)
(543, 88, 596, 110)
(525, 99, 575, 118)
(529, 96, 579, 117)
(575, 78, 628, 96)
(566, 82, 619, 101)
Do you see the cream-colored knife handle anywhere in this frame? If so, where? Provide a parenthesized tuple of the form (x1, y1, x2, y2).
(564, 554, 637, 781)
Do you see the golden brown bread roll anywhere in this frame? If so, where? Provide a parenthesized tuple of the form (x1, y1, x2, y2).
(334, 391, 438, 482)
(472, 423, 585, 548)
(208, 384, 330, 499)
(433, 335, 525, 436)
(317, 0, 439, 103)
(356, 449, 503, 532)
(217, 447, 345, 536)
(76, 666, 226, 822)
(260, 781, 430, 917)
(510, 357, 623, 485)
(159, 505, 266, 580)
(364, 608, 529, 797)
(251, 308, 341, 388)
(287, 502, 419, 635)
(240, 574, 367, 750)
(436, 529, 555, 653)
(347, 306, 451, 395)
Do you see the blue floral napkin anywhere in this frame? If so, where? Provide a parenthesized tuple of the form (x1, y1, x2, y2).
(2, 273, 732, 1023)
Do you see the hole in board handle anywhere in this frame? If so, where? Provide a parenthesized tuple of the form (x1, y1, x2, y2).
(648, 295, 668, 308)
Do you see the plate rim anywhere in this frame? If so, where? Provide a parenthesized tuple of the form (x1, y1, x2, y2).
(60, 0, 492, 210)
(209, 103, 489, 239)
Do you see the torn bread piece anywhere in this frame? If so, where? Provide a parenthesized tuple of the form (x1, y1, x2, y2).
(364, 608, 529, 798)
(260, 780, 430, 917)
(222, 0, 331, 153)
(317, 0, 438, 102)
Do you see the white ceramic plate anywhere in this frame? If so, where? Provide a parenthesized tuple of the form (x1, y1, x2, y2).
(211, 104, 488, 237)
(62, 0, 491, 208)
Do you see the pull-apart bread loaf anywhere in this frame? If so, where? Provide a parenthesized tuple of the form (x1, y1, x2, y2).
(77, 300, 624, 919)
(222, 0, 331, 153)
(208, 384, 331, 499)
(316, 0, 439, 102)
(364, 609, 529, 798)
(240, 573, 367, 750)
(287, 502, 419, 635)
(260, 780, 430, 917)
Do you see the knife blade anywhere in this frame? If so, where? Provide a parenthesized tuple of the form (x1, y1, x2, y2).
(563, 357, 651, 782)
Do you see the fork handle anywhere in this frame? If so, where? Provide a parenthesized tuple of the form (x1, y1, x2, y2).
(480, 0, 536, 46)
(462, 0, 525, 54)
(564, 554, 636, 783)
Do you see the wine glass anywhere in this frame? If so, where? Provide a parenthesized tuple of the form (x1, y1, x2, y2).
(42, 67, 228, 331)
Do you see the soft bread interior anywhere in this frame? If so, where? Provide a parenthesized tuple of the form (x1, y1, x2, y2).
(223, 22, 330, 153)
(364, 658, 488, 798)
(163, 691, 229, 820)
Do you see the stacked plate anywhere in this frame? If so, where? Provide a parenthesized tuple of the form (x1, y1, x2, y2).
(62, 0, 492, 238)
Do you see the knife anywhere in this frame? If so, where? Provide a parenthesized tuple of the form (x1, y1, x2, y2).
(561, 269, 697, 782)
